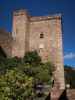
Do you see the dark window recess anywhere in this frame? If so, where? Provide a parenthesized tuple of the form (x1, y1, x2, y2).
(40, 33, 44, 38)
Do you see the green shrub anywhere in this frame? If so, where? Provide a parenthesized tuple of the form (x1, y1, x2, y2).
(0, 68, 33, 100)
(0, 51, 54, 99)
(23, 51, 41, 65)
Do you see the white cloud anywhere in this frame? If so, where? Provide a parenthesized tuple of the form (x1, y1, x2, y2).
(64, 52, 75, 59)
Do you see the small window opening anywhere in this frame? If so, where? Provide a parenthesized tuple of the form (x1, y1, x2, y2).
(40, 33, 44, 38)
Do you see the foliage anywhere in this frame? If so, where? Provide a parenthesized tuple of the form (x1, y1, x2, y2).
(25, 62, 53, 84)
(0, 68, 33, 100)
(23, 60, 53, 98)
(0, 57, 22, 74)
(0, 51, 54, 99)
(23, 51, 41, 65)
(64, 65, 75, 89)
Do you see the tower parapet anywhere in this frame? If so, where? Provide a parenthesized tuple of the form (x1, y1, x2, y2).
(30, 14, 61, 22)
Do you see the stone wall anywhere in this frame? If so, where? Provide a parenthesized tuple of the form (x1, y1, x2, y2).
(29, 19, 51, 61)
(11, 10, 65, 92)
(12, 10, 29, 57)
(0, 10, 65, 99)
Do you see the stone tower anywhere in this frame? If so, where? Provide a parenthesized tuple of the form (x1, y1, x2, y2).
(29, 15, 65, 90)
(11, 10, 65, 98)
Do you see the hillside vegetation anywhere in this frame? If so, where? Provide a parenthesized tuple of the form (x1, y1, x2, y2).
(64, 65, 75, 89)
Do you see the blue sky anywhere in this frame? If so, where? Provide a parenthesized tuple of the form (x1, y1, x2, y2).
(0, 0, 75, 67)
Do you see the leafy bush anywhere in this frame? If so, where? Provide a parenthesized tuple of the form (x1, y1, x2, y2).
(0, 68, 33, 100)
(23, 51, 41, 65)
(0, 57, 22, 74)
(0, 51, 54, 99)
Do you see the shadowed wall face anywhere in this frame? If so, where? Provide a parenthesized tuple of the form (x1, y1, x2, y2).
(0, 46, 7, 57)
(0, 33, 12, 57)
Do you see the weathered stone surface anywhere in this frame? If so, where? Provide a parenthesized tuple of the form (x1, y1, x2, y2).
(0, 9, 65, 99)
(0, 30, 12, 57)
